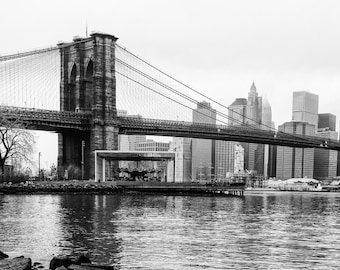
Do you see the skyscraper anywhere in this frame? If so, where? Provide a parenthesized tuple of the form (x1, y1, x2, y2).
(318, 113, 336, 131)
(192, 101, 216, 181)
(276, 91, 319, 180)
(226, 83, 273, 177)
(261, 97, 275, 178)
(228, 98, 247, 126)
(276, 121, 315, 179)
(246, 82, 261, 125)
(292, 91, 319, 127)
(245, 82, 266, 175)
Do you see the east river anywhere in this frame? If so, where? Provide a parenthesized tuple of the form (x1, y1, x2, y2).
(0, 192, 339, 269)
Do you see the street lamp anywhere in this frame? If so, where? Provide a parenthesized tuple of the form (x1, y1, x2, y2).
(38, 152, 41, 181)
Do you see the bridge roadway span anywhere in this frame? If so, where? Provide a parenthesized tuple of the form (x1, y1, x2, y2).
(1, 106, 339, 151)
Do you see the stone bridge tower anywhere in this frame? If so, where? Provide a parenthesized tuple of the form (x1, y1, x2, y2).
(58, 32, 119, 179)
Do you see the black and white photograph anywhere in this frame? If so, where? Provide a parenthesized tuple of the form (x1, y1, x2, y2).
(0, 0, 340, 269)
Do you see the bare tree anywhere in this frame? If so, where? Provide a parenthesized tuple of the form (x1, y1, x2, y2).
(0, 115, 35, 175)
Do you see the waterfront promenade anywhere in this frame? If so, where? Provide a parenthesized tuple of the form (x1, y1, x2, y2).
(0, 180, 245, 197)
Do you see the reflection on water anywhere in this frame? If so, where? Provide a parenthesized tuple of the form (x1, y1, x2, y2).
(0, 192, 340, 269)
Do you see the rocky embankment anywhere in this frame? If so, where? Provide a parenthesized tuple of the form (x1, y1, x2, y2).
(0, 181, 121, 194)
(0, 251, 115, 270)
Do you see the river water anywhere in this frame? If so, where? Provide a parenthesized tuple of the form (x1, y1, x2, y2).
(0, 192, 339, 269)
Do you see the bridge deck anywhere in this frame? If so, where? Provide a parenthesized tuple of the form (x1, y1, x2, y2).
(1, 106, 340, 151)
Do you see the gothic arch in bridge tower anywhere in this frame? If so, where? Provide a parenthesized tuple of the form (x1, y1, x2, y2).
(84, 58, 93, 110)
(67, 63, 77, 111)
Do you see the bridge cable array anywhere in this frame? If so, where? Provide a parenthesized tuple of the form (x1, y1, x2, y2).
(115, 44, 277, 132)
(0, 42, 332, 147)
(115, 44, 320, 145)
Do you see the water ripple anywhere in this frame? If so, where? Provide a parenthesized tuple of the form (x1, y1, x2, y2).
(0, 192, 340, 269)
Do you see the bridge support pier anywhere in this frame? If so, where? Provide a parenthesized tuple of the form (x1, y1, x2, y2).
(58, 131, 91, 180)
(57, 32, 119, 180)
(58, 125, 118, 180)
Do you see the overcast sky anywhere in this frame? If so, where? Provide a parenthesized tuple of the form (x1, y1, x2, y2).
(1, 0, 340, 169)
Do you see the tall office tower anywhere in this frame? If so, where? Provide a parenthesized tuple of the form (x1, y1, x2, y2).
(292, 91, 319, 127)
(226, 83, 273, 176)
(261, 97, 275, 178)
(246, 82, 261, 125)
(228, 98, 247, 126)
(267, 145, 277, 178)
(168, 137, 192, 182)
(215, 91, 246, 179)
(215, 140, 227, 180)
(276, 122, 315, 179)
(318, 113, 336, 131)
(261, 97, 274, 129)
(314, 114, 338, 179)
(192, 101, 216, 181)
(226, 98, 247, 174)
(245, 82, 265, 174)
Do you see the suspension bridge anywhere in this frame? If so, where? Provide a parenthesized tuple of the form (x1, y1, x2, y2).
(1, 32, 339, 179)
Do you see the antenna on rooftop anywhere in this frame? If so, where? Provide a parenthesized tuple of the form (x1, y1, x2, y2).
(86, 20, 88, 37)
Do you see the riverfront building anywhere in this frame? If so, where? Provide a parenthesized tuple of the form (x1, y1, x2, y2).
(191, 101, 216, 181)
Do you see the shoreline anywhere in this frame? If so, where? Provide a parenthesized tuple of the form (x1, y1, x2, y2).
(0, 181, 121, 195)
(245, 187, 340, 194)
(0, 180, 245, 196)
(0, 251, 115, 270)
(2, 181, 338, 196)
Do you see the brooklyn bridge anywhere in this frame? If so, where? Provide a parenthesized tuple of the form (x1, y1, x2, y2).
(1, 32, 339, 179)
